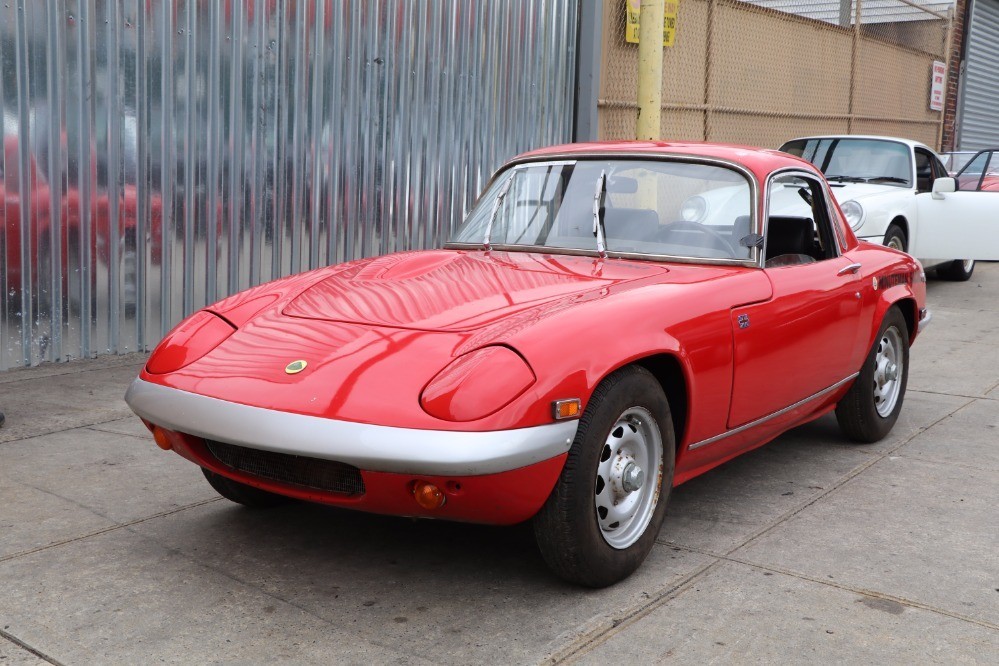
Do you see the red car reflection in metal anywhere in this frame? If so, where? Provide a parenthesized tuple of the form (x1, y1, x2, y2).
(2, 135, 163, 309)
(127, 141, 929, 586)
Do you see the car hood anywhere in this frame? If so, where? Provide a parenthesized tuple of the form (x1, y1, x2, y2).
(825, 182, 909, 203)
(281, 250, 670, 332)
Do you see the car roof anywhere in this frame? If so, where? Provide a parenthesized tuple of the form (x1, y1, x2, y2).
(781, 135, 936, 155)
(509, 140, 819, 183)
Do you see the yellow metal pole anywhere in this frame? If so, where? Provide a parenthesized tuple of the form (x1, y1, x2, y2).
(636, 0, 665, 140)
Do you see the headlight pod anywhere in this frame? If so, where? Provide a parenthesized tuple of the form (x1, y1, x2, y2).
(680, 195, 707, 223)
(840, 200, 864, 230)
(420, 346, 536, 422)
(146, 311, 236, 374)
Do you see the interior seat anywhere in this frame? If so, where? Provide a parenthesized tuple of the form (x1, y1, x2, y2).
(765, 216, 816, 267)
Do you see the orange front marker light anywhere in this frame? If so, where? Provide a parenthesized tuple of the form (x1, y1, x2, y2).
(152, 426, 172, 451)
(412, 481, 446, 510)
(552, 398, 582, 420)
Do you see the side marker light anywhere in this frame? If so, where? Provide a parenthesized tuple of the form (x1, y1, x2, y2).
(413, 481, 446, 510)
(552, 398, 582, 420)
(152, 426, 172, 451)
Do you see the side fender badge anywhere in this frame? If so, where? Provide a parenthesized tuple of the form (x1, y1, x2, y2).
(738, 314, 750, 329)
(285, 360, 308, 374)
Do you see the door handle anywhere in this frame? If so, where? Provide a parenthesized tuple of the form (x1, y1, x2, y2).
(837, 262, 861, 276)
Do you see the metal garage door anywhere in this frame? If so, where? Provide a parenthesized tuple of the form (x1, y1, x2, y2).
(958, 0, 999, 149)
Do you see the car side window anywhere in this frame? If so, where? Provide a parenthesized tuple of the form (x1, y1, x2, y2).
(914, 149, 937, 194)
(764, 174, 838, 268)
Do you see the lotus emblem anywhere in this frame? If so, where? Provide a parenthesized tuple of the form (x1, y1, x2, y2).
(285, 360, 308, 374)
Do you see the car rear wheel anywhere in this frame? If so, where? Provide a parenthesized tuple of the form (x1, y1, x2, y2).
(835, 307, 909, 443)
(883, 224, 907, 252)
(202, 468, 290, 508)
(939, 259, 975, 282)
(533, 366, 674, 588)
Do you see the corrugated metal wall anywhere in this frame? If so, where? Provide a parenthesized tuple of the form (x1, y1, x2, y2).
(957, 0, 999, 149)
(0, 0, 579, 370)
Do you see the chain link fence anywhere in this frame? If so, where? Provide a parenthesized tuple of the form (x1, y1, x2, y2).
(600, 0, 956, 149)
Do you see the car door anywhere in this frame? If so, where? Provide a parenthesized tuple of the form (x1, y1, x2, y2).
(910, 149, 999, 260)
(728, 172, 864, 429)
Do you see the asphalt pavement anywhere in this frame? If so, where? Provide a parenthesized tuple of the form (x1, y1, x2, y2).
(1, 264, 997, 665)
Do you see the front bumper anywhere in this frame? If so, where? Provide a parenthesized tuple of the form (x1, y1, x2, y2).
(125, 378, 578, 477)
(917, 307, 932, 334)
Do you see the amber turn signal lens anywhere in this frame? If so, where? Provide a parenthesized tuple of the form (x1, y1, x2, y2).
(152, 426, 172, 451)
(552, 398, 581, 420)
(412, 481, 446, 510)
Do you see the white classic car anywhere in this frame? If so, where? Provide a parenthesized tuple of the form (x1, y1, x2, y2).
(777, 136, 999, 280)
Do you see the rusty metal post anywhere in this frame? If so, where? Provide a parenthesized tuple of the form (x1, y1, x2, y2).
(636, 0, 665, 140)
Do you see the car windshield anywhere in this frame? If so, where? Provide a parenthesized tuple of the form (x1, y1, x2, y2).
(780, 138, 912, 187)
(448, 159, 753, 261)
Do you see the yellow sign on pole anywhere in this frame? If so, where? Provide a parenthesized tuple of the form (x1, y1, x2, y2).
(626, 0, 678, 47)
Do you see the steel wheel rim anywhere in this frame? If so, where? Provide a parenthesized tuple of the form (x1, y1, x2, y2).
(873, 326, 904, 417)
(594, 406, 663, 549)
(887, 236, 904, 251)
(962, 260, 974, 272)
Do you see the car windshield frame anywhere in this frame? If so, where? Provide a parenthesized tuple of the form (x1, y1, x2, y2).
(445, 154, 761, 268)
(780, 137, 914, 188)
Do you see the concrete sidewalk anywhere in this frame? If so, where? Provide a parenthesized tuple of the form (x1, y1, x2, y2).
(1, 266, 997, 665)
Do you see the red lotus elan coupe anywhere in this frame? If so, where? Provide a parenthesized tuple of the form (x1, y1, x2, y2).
(126, 141, 929, 587)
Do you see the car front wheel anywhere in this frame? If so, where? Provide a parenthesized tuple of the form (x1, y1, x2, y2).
(533, 366, 674, 587)
(939, 259, 975, 282)
(883, 224, 907, 252)
(835, 307, 909, 443)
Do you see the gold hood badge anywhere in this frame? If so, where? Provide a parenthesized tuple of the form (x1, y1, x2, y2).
(285, 360, 308, 374)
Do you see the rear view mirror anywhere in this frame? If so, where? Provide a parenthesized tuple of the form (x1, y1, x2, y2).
(932, 177, 956, 199)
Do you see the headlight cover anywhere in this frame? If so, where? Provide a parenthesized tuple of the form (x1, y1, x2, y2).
(420, 346, 536, 422)
(840, 200, 864, 230)
(146, 310, 236, 374)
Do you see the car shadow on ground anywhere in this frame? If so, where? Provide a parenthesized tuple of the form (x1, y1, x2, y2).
(150, 414, 857, 594)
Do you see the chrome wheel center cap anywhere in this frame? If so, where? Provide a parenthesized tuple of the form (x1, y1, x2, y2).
(886, 363, 898, 382)
(621, 462, 645, 493)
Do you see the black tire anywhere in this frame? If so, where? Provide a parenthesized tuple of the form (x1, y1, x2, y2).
(202, 468, 290, 508)
(883, 224, 907, 253)
(836, 307, 909, 443)
(533, 366, 675, 588)
(938, 259, 975, 282)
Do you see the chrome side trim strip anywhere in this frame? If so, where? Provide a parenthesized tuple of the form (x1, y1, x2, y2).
(125, 379, 578, 476)
(687, 373, 860, 451)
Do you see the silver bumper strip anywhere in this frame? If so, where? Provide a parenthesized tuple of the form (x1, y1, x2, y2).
(918, 308, 932, 333)
(125, 378, 578, 476)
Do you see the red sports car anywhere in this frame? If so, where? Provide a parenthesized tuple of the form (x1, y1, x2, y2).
(126, 142, 929, 587)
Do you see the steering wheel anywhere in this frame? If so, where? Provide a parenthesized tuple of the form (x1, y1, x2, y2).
(656, 220, 736, 257)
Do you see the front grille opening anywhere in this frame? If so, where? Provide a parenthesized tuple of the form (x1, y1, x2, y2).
(204, 440, 365, 496)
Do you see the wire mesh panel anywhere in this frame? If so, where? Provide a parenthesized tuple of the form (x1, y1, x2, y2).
(0, 0, 579, 370)
(599, 0, 954, 150)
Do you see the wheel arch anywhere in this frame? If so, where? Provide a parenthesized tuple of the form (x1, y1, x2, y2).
(875, 294, 917, 344)
(631, 353, 689, 463)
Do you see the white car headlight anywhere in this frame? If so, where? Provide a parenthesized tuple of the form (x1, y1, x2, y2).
(840, 200, 864, 230)
(680, 195, 707, 223)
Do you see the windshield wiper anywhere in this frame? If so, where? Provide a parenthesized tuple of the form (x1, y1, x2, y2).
(483, 175, 515, 250)
(592, 170, 607, 258)
(825, 175, 869, 183)
(867, 176, 908, 184)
